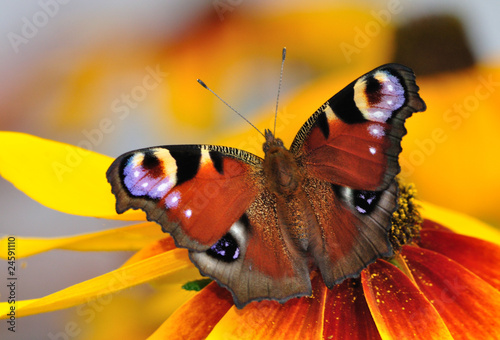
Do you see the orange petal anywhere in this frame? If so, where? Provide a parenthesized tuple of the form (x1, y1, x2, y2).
(362, 259, 453, 340)
(0, 248, 190, 319)
(147, 282, 233, 340)
(418, 228, 500, 291)
(207, 273, 326, 340)
(0, 131, 144, 220)
(0, 222, 163, 259)
(403, 245, 500, 339)
(323, 279, 381, 340)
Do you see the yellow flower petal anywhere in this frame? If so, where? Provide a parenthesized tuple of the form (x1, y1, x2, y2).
(0, 248, 190, 319)
(123, 237, 176, 266)
(401, 65, 500, 221)
(0, 131, 144, 220)
(0, 222, 163, 259)
(420, 200, 500, 245)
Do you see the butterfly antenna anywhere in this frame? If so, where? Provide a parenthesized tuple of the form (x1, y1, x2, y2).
(274, 47, 286, 136)
(197, 79, 265, 138)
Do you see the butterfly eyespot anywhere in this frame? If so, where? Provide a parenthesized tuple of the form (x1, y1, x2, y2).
(142, 151, 161, 170)
(333, 186, 382, 216)
(354, 70, 406, 123)
(206, 232, 240, 263)
(353, 190, 381, 215)
(364, 76, 383, 105)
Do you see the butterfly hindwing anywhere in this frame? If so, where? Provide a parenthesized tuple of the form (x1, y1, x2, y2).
(305, 178, 398, 287)
(189, 189, 312, 308)
(290, 63, 426, 191)
(106, 145, 262, 251)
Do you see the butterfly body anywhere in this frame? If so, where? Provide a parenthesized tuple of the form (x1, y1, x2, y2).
(107, 64, 426, 308)
(263, 130, 302, 197)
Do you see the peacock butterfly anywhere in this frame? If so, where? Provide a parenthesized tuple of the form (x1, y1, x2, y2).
(106, 58, 426, 308)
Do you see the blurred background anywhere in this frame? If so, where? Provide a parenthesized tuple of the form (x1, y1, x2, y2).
(1, 0, 500, 339)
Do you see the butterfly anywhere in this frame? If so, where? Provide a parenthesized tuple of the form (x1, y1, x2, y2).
(106, 63, 426, 308)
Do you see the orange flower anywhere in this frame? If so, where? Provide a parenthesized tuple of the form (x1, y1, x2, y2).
(1, 131, 500, 339)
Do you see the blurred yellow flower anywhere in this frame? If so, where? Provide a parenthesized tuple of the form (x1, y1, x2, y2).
(401, 65, 500, 223)
(162, 6, 395, 128)
(387, 15, 500, 224)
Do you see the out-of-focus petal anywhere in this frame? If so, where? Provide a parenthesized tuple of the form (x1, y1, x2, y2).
(362, 259, 453, 340)
(124, 236, 205, 319)
(167, 7, 394, 129)
(0, 222, 162, 259)
(401, 65, 500, 221)
(0, 131, 144, 220)
(403, 245, 500, 339)
(323, 279, 381, 340)
(418, 227, 500, 290)
(122, 236, 176, 266)
(147, 282, 233, 340)
(0, 248, 190, 319)
(420, 200, 500, 244)
(122, 236, 204, 288)
(206, 273, 326, 340)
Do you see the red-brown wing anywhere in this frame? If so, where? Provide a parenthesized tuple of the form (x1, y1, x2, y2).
(189, 189, 312, 308)
(304, 177, 398, 287)
(290, 64, 425, 288)
(106, 145, 261, 251)
(290, 64, 426, 191)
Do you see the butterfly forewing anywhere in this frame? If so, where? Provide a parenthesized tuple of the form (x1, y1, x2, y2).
(106, 144, 262, 251)
(107, 144, 314, 308)
(290, 63, 426, 191)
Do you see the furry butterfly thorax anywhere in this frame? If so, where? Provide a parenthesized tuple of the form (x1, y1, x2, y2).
(107, 63, 426, 308)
